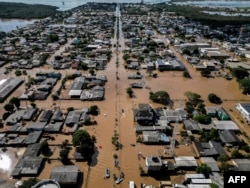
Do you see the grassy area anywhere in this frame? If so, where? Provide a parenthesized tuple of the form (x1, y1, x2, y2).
(0, 2, 58, 19)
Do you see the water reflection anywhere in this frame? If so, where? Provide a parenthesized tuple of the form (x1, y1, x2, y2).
(0, 153, 11, 173)
(0, 19, 36, 33)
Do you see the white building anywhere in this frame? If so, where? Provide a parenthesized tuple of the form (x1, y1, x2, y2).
(236, 103, 250, 124)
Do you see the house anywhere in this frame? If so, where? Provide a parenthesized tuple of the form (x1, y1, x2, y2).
(128, 74, 143, 79)
(11, 143, 44, 178)
(50, 165, 80, 185)
(155, 59, 172, 71)
(142, 131, 170, 144)
(236, 103, 250, 124)
(5, 108, 26, 125)
(200, 157, 220, 172)
(22, 107, 38, 121)
(65, 111, 82, 127)
(174, 156, 198, 169)
(183, 120, 200, 133)
(80, 87, 104, 101)
(51, 108, 64, 122)
(127, 61, 140, 70)
(218, 130, 240, 145)
(192, 140, 227, 158)
(27, 122, 47, 131)
(134, 103, 154, 124)
(145, 156, 163, 171)
(216, 107, 230, 120)
(24, 131, 43, 145)
(169, 59, 185, 70)
(0, 78, 24, 102)
(68, 77, 85, 98)
(213, 120, 240, 132)
(206, 106, 230, 120)
(232, 159, 250, 171)
(44, 122, 64, 133)
(39, 110, 53, 122)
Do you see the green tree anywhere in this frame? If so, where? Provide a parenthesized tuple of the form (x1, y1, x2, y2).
(10, 97, 20, 109)
(126, 87, 133, 98)
(4, 103, 14, 112)
(72, 130, 95, 161)
(201, 69, 211, 77)
(72, 130, 93, 146)
(59, 147, 69, 163)
(231, 67, 249, 80)
(89, 68, 95, 76)
(185, 91, 201, 106)
(208, 93, 222, 104)
(210, 183, 220, 188)
(196, 163, 211, 178)
(183, 71, 191, 78)
(89, 105, 99, 115)
(15, 69, 22, 76)
(217, 154, 229, 162)
(239, 77, 250, 94)
(123, 54, 130, 61)
(19, 178, 39, 188)
(231, 149, 245, 159)
(194, 114, 211, 124)
(149, 91, 170, 105)
(40, 141, 50, 156)
(47, 34, 59, 43)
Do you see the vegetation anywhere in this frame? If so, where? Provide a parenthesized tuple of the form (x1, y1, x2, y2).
(201, 69, 211, 77)
(88, 105, 99, 115)
(150, 4, 250, 28)
(199, 128, 220, 142)
(196, 163, 211, 178)
(126, 87, 134, 98)
(40, 141, 51, 157)
(185, 91, 202, 106)
(230, 67, 249, 81)
(59, 140, 70, 163)
(194, 114, 211, 124)
(183, 70, 191, 78)
(149, 91, 170, 105)
(239, 77, 250, 94)
(0, 2, 58, 19)
(72, 130, 95, 160)
(4, 103, 14, 112)
(15, 69, 22, 76)
(208, 93, 222, 104)
(231, 149, 245, 159)
(210, 183, 220, 188)
(19, 178, 39, 188)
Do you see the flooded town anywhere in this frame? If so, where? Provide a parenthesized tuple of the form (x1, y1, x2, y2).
(0, 1, 250, 188)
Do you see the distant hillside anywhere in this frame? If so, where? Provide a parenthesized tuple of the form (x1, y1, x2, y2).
(0, 2, 58, 19)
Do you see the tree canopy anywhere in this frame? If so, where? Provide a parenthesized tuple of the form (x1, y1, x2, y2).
(196, 163, 211, 178)
(239, 77, 250, 94)
(72, 130, 93, 146)
(149, 91, 170, 105)
(208, 93, 222, 104)
(72, 130, 95, 161)
(185, 91, 201, 105)
(9, 97, 20, 109)
(231, 67, 249, 80)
